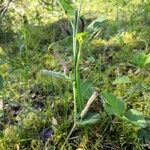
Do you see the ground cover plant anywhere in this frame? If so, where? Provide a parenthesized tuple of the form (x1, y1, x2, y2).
(0, 0, 150, 149)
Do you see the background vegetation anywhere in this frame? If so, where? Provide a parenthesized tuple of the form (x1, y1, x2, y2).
(0, 0, 150, 149)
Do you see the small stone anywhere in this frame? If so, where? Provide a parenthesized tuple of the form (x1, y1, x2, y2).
(40, 127, 53, 142)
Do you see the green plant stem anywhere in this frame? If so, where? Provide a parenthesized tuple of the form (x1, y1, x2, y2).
(75, 43, 83, 111)
(59, 1, 83, 148)
(73, 10, 79, 57)
(73, 81, 77, 123)
(73, 9, 80, 119)
(73, 0, 86, 119)
(61, 3, 83, 148)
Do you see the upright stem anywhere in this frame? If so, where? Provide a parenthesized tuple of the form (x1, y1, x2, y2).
(59, 1, 83, 148)
(73, 10, 79, 57)
(60, 7, 80, 150)
(73, 10, 79, 123)
(73, 9, 83, 113)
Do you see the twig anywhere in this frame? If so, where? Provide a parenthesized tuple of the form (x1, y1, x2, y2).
(53, 50, 69, 74)
(48, 47, 69, 74)
(80, 91, 98, 119)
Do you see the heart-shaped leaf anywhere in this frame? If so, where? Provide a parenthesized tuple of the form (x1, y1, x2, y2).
(103, 103, 116, 116)
(123, 109, 147, 128)
(132, 52, 147, 68)
(101, 92, 125, 117)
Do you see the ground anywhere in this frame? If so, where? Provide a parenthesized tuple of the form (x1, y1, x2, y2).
(0, 0, 150, 149)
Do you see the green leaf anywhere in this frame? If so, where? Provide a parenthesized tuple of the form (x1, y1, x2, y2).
(0, 75, 3, 91)
(41, 69, 71, 81)
(138, 127, 150, 144)
(145, 53, 150, 65)
(57, 0, 75, 17)
(113, 75, 131, 85)
(132, 52, 150, 68)
(145, 117, 150, 127)
(132, 52, 147, 68)
(123, 109, 147, 128)
(103, 103, 115, 115)
(101, 92, 125, 117)
(85, 16, 107, 33)
(77, 113, 100, 126)
(81, 81, 94, 100)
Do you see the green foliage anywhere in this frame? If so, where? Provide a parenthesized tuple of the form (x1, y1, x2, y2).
(102, 92, 147, 128)
(41, 69, 71, 81)
(113, 75, 131, 85)
(123, 109, 147, 128)
(85, 16, 107, 33)
(132, 52, 150, 68)
(101, 92, 126, 117)
(0, 0, 150, 149)
(81, 81, 94, 100)
(138, 126, 150, 145)
(57, 0, 75, 18)
(77, 113, 100, 126)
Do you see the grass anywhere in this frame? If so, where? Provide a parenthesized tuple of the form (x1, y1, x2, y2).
(0, 0, 150, 149)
